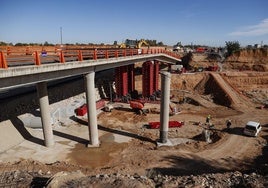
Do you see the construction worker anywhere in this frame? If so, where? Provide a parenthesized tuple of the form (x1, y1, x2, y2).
(226, 119, 232, 130)
(206, 115, 211, 124)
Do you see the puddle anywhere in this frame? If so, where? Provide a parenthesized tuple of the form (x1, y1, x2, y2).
(67, 133, 129, 168)
(57, 141, 71, 145)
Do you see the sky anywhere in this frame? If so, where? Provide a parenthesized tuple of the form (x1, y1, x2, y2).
(1, 0, 268, 47)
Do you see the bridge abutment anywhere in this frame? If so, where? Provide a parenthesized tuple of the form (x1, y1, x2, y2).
(36, 82, 54, 147)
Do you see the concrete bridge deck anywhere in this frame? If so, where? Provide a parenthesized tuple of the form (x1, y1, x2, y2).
(0, 52, 179, 90)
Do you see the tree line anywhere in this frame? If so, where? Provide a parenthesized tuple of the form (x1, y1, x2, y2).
(0, 39, 165, 47)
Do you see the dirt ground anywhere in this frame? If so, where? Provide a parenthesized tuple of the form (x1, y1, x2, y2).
(0, 50, 268, 187)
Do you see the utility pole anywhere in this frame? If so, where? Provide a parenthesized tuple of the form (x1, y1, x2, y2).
(60, 27, 63, 46)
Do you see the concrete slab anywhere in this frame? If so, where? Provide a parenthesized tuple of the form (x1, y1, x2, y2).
(0, 120, 24, 153)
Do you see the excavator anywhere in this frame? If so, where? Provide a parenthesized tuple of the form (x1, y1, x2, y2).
(118, 39, 149, 49)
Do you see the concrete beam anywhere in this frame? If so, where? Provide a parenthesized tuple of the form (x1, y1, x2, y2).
(159, 71, 171, 143)
(84, 72, 99, 147)
(36, 82, 54, 147)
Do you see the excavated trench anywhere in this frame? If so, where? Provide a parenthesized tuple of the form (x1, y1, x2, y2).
(202, 75, 232, 107)
(185, 73, 232, 108)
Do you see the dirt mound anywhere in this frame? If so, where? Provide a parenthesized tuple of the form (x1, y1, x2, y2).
(222, 72, 268, 105)
(1, 166, 267, 187)
(171, 72, 249, 109)
(225, 48, 268, 71)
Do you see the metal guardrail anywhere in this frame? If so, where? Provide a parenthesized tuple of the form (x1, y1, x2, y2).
(0, 48, 180, 69)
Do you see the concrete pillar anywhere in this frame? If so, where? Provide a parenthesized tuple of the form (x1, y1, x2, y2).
(159, 72, 171, 143)
(84, 72, 99, 146)
(36, 82, 54, 147)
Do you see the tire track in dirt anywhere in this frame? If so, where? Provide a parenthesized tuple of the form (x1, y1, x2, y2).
(198, 133, 249, 159)
(177, 132, 255, 171)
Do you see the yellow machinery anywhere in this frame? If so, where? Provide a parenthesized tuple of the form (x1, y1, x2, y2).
(118, 39, 149, 48)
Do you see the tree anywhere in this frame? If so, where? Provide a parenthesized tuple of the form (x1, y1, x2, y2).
(157, 41, 164, 46)
(181, 52, 193, 70)
(44, 41, 49, 46)
(225, 41, 240, 57)
(0, 41, 8, 46)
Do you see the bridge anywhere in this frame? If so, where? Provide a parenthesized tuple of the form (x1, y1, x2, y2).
(0, 48, 181, 148)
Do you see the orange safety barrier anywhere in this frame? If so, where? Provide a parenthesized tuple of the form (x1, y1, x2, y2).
(114, 50, 118, 58)
(93, 49, 97, 60)
(105, 50, 109, 59)
(59, 51, 65, 63)
(34, 51, 41, 65)
(0, 51, 8, 68)
(6, 47, 11, 55)
(26, 47, 30, 55)
(0, 48, 180, 69)
(78, 50, 83, 61)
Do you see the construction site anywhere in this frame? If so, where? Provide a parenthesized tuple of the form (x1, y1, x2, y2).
(0, 46, 267, 187)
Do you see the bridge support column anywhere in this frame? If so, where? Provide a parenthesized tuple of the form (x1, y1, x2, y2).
(85, 72, 99, 147)
(36, 82, 54, 147)
(159, 72, 171, 143)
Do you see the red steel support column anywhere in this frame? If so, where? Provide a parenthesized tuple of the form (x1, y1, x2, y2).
(115, 67, 121, 97)
(127, 64, 135, 93)
(142, 61, 154, 97)
(115, 66, 128, 98)
(153, 60, 159, 91)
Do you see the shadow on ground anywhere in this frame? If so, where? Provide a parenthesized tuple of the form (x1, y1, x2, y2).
(147, 154, 253, 177)
(71, 116, 155, 144)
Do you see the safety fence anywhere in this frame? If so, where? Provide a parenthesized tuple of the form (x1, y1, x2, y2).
(0, 48, 180, 69)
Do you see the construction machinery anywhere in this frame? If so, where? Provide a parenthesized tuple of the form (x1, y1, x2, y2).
(129, 100, 147, 115)
(118, 39, 149, 49)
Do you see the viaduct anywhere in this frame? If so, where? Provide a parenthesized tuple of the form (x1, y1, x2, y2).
(0, 48, 180, 147)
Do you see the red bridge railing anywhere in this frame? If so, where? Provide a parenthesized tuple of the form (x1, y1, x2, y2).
(0, 48, 180, 69)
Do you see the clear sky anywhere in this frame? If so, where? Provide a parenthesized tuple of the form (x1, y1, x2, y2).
(1, 0, 267, 47)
